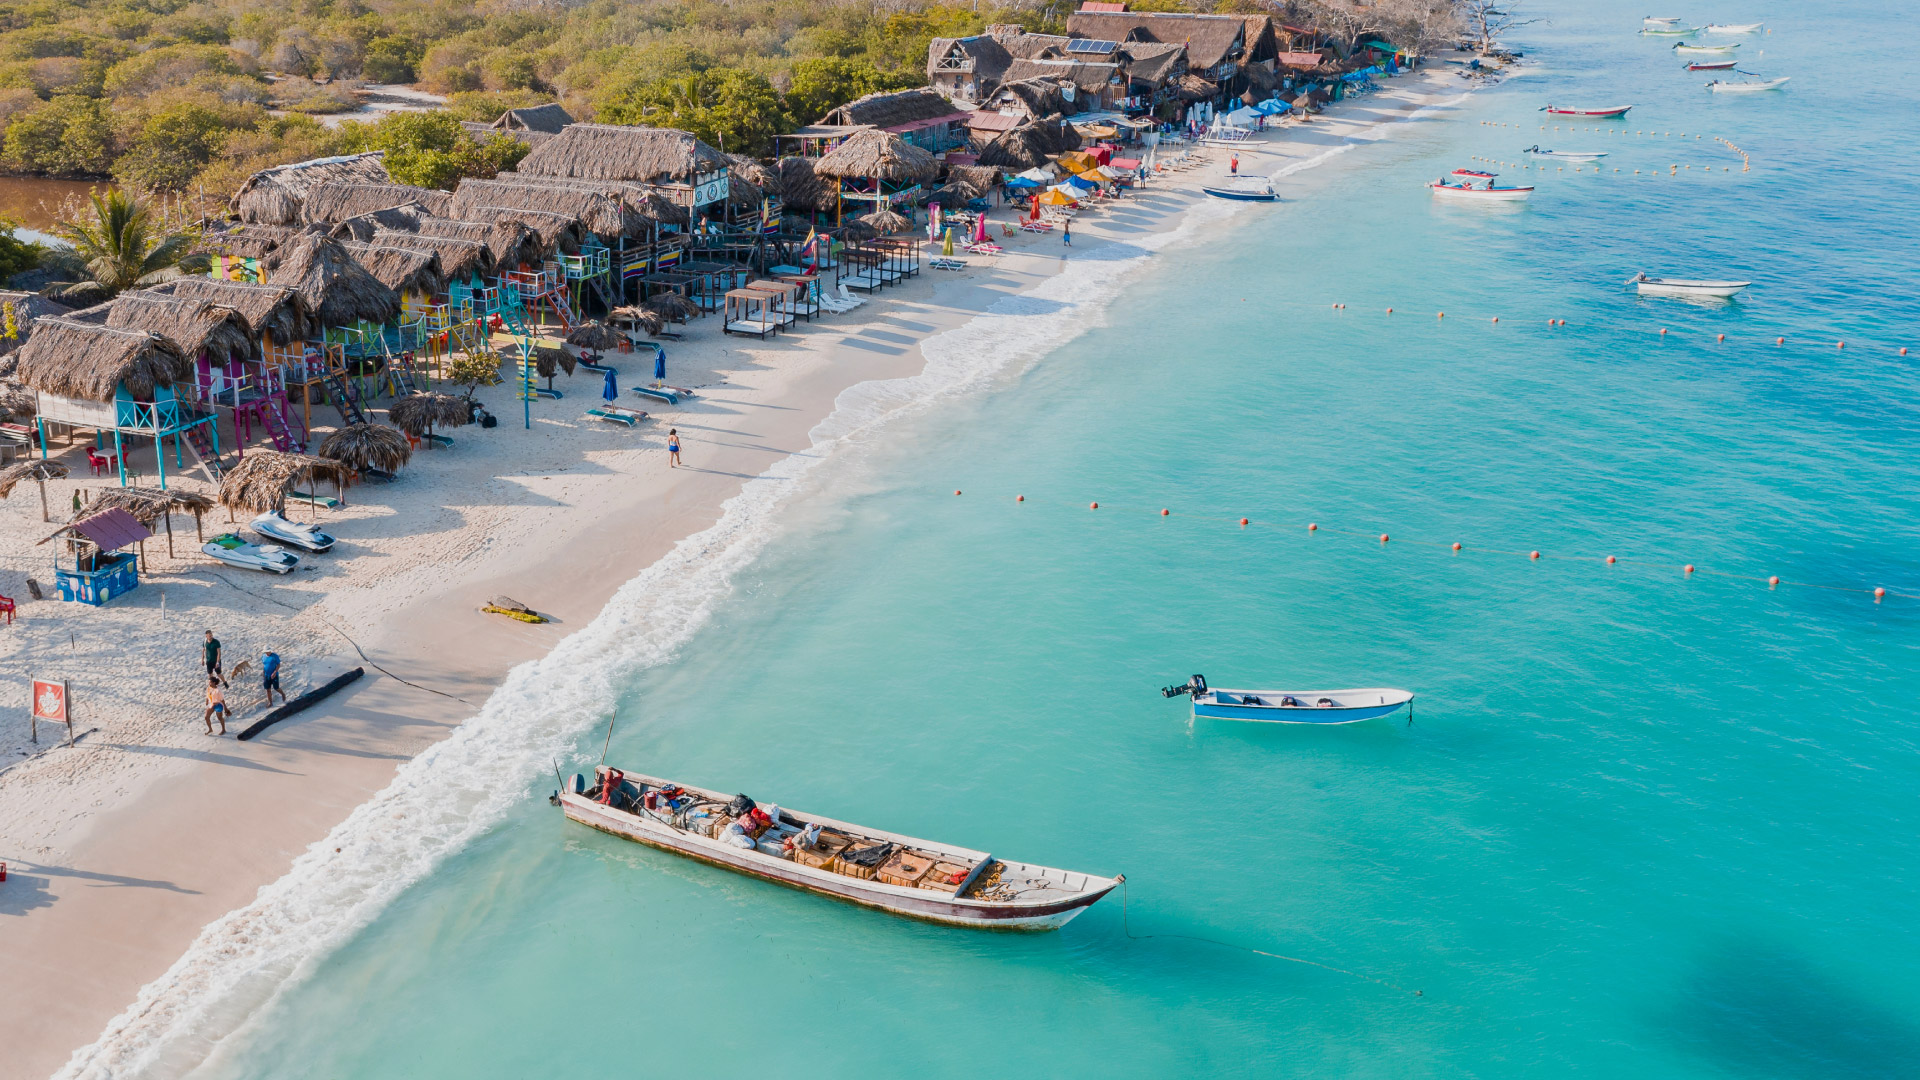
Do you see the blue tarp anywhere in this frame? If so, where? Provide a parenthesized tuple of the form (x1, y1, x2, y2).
(1065, 174, 1098, 190)
(1005, 177, 1042, 188)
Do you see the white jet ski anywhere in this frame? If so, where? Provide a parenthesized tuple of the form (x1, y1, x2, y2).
(250, 511, 335, 553)
(203, 532, 300, 574)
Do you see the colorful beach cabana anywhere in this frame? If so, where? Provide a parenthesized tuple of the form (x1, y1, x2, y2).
(812, 128, 940, 225)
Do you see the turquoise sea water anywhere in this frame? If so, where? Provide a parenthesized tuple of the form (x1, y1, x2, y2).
(177, 3, 1920, 1077)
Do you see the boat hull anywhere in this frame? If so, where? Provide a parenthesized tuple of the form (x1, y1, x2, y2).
(1636, 279, 1751, 297)
(1527, 151, 1607, 160)
(1431, 184, 1534, 202)
(1673, 44, 1737, 55)
(1708, 78, 1788, 93)
(1544, 105, 1633, 116)
(1193, 688, 1414, 725)
(1201, 186, 1277, 201)
(558, 792, 1115, 931)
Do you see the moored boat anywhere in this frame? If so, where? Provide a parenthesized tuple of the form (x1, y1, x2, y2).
(1162, 675, 1414, 724)
(555, 767, 1121, 930)
(1704, 21, 1762, 32)
(1685, 59, 1737, 70)
(1673, 41, 1738, 55)
(1639, 24, 1702, 35)
(1643, 16, 1683, 26)
(1707, 75, 1789, 92)
(1525, 145, 1608, 161)
(1201, 181, 1277, 202)
(1631, 273, 1751, 298)
(1430, 170, 1534, 201)
(1543, 104, 1634, 116)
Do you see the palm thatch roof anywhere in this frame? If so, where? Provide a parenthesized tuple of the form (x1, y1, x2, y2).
(97, 294, 257, 361)
(565, 322, 626, 350)
(1066, 10, 1250, 69)
(726, 154, 780, 194)
(318, 423, 412, 473)
(450, 205, 584, 254)
(0, 380, 37, 419)
(199, 223, 297, 259)
(532, 344, 576, 380)
(263, 233, 401, 328)
(835, 220, 878, 242)
(386, 392, 469, 437)
(12, 319, 188, 401)
(814, 128, 939, 181)
(218, 450, 352, 514)
(726, 172, 764, 209)
(776, 157, 831, 212)
(1172, 73, 1220, 101)
(300, 181, 454, 225)
(339, 241, 443, 295)
(641, 291, 698, 320)
(145, 278, 311, 345)
(976, 119, 1083, 170)
(493, 103, 575, 133)
(516, 124, 727, 184)
(857, 208, 913, 234)
(232, 152, 390, 225)
(929, 182, 976, 207)
(612, 305, 665, 336)
(0, 291, 73, 358)
(819, 88, 967, 129)
(447, 178, 639, 238)
(0, 458, 67, 498)
(411, 216, 545, 268)
(367, 230, 490, 282)
(79, 484, 214, 526)
(946, 164, 1002, 192)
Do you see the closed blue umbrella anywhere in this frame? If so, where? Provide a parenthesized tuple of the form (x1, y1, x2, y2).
(602, 367, 619, 403)
(654, 347, 666, 381)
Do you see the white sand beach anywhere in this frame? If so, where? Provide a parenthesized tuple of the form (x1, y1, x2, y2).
(0, 64, 1472, 1079)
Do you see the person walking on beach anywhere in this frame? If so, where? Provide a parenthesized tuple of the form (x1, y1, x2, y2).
(204, 675, 228, 736)
(261, 648, 285, 708)
(667, 429, 682, 468)
(1062, 220, 1071, 247)
(1230, 154, 1239, 175)
(203, 630, 222, 678)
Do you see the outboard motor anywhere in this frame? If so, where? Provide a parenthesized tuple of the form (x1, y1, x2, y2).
(1160, 674, 1207, 698)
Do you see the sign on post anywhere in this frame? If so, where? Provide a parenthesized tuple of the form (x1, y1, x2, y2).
(31, 677, 70, 746)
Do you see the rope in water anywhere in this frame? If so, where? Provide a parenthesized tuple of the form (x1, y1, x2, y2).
(1312, 302, 1913, 357)
(970, 493, 1912, 604)
(1118, 879, 1425, 997)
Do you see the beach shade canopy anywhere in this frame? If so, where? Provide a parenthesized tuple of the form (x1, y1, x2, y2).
(1015, 168, 1056, 183)
(857, 208, 913, 235)
(320, 423, 413, 474)
(602, 368, 619, 403)
(219, 450, 353, 514)
(533, 344, 576, 380)
(1004, 177, 1041, 189)
(1039, 189, 1077, 205)
(813, 128, 939, 182)
(643, 291, 699, 321)
(41, 507, 151, 552)
(566, 322, 626, 350)
(620, 306, 667, 337)
(0, 459, 69, 499)
(81, 485, 213, 527)
(1065, 174, 1098, 190)
(387, 392, 470, 437)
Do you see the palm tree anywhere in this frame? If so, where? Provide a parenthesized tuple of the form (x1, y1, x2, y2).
(52, 189, 208, 301)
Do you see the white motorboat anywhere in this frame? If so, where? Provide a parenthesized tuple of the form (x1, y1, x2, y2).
(1643, 16, 1683, 26)
(1163, 676, 1414, 724)
(249, 511, 335, 553)
(1525, 145, 1608, 161)
(1430, 170, 1534, 202)
(1631, 273, 1751, 298)
(1673, 41, 1738, 55)
(1640, 24, 1702, 35)
(1704, 22, 1763, 33)
(1708, 76, 1789, 92)
(203, 532, 300, 574)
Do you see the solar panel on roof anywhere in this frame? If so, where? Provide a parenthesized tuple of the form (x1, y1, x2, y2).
(1065, 39, 1119, 54)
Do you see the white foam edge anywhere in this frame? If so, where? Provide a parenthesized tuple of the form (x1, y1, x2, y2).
(55, 202, 1223, 1080)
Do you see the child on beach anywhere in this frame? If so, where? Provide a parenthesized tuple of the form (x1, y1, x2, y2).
(204, 676, 227, 736)
(261, 649, 284, 707)
(1231, 154, 1239, 175)
(667, 429, 681, 468)
(1062, 221, 1071, 246)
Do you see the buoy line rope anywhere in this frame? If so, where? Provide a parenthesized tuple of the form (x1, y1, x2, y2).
(1119, 879, 1428, 998)
(972, 493, 1909, 603)
(1316, 302, 1912, 356)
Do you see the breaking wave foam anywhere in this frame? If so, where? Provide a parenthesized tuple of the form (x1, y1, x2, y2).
(57, 201, 1214, 1080)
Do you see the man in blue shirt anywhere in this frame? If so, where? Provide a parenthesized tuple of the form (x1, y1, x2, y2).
(260, 649, 285, 707)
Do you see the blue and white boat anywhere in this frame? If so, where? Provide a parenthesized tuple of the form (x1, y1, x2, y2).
(1201, 181, 1277, 202)
(1162, 675, 1414, 724)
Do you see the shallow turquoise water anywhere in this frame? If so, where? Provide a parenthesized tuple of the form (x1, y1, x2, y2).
(193, 3, 1920, 1077)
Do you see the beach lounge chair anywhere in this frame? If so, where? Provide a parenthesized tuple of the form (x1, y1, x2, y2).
(288, 490, 341, 509)
(929, 257, 968, 270)
(587, 406, 648, 426)
(633, 386, 681, 405)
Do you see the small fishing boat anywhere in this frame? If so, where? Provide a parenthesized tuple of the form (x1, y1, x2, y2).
(1704, 22, 1762, 33)
(556, 767, 1121, 930)
(1643, 16, 1683, 26)
(202, 533, 300, 574)
(249, 511, 334, 553)
(1685, 59, 1738, 70)
(1430, 170, 1534, 202)
(1525, 145, 1608, 161)
(1639, 24, 1702, 36)
(1631, 273, 1751, 298)
(1162, 676, 1414, 724)
(1542, 104, 1634, 117)
(1673, 41, 1738, 55)
(1707, 75, 1789, 92)
(1201, 182, 1277, 202)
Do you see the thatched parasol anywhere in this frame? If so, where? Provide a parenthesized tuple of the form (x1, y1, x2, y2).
(836, 220, 878, 242)
(530, 345, 575, 382)
(80, 484, 213, 555)
(857, 209, 913, 235)
(0, 459, 67, 521)
(219, 450, 352, 515)
(641, 293, 697, 322)
(814, 128, 939, 182)
(319, 423, 412, 475)
(566, 322, 626, 350)
(929, 182, 976, 208)
(387, 392, 470, 439)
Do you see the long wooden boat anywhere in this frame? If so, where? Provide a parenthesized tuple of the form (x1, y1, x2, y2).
(1542, 104, 1634, 116)
(1673, 42, 1738, 55)
(1525, 145, 1608, 161)
(556, 767, 1121, 930)
(1639, 24, 1701, 36)
(1163, 675, 1414, 724)
(1686, 59, 1738, 70)
(1643, 16, 1683, 26)
(1704, 22, 1763, 33)
(1707, 76, 1789, 93)
(1631, 273, 1751, 298)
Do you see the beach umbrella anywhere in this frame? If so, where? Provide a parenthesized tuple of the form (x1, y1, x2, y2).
(1040, 189, 1076, 205)
(973, 212, 988, 246)
(602, 367, 619, 403)
(0, 459, 70, 522)
(319, 423, 412, 476)
(654, 346, 666, 381)
(388, 392, 471, 438)
(566, 322, 626, 351)
(927, 202, 940, 241)
(942, 228, 954, 256)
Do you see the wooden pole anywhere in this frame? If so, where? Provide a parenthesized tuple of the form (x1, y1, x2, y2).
(164, 510, 174, 558)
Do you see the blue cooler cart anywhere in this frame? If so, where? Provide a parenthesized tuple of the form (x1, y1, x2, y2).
(47, 507, 151, 605)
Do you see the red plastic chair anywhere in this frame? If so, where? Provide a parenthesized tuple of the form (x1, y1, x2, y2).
(0, 595, 15, 625)
(86, 447, 118, 476)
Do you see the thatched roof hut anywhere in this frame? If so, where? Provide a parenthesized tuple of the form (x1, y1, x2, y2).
(301, 181, 454, 225)
(81, 484, 213, 526)
(857, 208, 912, 235)
(199, 223, 297, 260)
(776, 156, 831, 212)
(946, 164, 1002, 192)
(726, 172, 764, 210)
(218, 450, 352, 514)
(146, 278, 311, 345)
(819, 87, 966, 129)
(13, 319, 188, 401)
(727, 154, 780, 194)
(814, 128, 939, 181)
(318, 423, 412, 473)
(232, 152, 390, 225)
(386, 392, 469, 437)
(516, 124, 727, 184)
(448, 205, 583, 254)
(0, 379, 36, 419)
(263, 233, 401, 329)
(411, 216, 544, 268)
(976, 119, 1083, 170)
(447, 178, 637, 238)
(95, 294, 257, 361)
(1172, 73, 1220, 102)
(366, 229, 490, 282)
(339, 241, 443, 295)
(0, 291, 72, 359)
(493, 103, 575, 134)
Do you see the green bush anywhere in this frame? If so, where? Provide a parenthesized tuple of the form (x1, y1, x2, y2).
(597, 66, 787, 157)
(2, 94, 113, 175)
(114, 102, 231, 191)
(0, 218, 46, 282)
(337, 110, 529, 189)
(103, 43, 243, 98)
(364, 35, 424, 83)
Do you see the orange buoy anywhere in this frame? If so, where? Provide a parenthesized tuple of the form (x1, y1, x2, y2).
(1161, 508, 1170, 516)
(1902, 348, 1910, 355)
(1380, 533, 1390, 543)
(1239, 517, 1249, 526)
(1660, 328, 1668, 336)
(1874, 587, 1887, 600)
(954, 490, 962, 496)
(1768, 575, 1781, 587)
(1546, 318, 1555, 326)
(1308, 523, 1317, 531)
(1776, 336, 1785, 345)
(1716, 334, 1725, 342)
(1684, 564, 1695, 574)
(1090, 502, 1099, 509)
(1606, 555, 1616, 564)
(1452, 542, 1462, 551)
(1530, 550, 1541, 560)
(1837, 341, 1845, 348)
(1491, 316, 1499, 323)
(1437, 312, 1445, 319)
(1386, 307, 1393, 314)
(1016, 494, 1024, 502)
